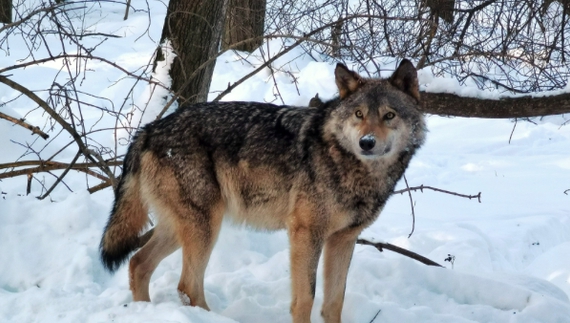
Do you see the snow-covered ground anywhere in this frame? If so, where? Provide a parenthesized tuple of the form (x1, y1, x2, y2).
(1, 2, 570, 322)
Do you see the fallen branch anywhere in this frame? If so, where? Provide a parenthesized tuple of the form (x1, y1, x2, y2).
(420, 91, 570, 118)
(0, 112, 49, 139)
(356, 239, 443, 267)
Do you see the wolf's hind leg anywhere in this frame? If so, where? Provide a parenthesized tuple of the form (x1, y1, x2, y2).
(129, 223, 179, 302)
(176, 200, 225, 310)
(320, 227, 361, 323)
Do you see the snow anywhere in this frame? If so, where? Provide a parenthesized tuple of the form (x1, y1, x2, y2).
(1, 2, 570, 323)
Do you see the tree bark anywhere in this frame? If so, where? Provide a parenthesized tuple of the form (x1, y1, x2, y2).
(0, 0, 11, 23)
(158, 0, 228, 104)
(222, 0, 266, 52)
(426, 0, 455, 24)
(420, 91, 570, 118)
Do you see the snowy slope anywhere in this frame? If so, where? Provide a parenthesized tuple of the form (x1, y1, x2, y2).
(1, 2, 570, 323)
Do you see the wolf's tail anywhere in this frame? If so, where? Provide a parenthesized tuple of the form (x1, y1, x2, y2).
(99, 130, 149, 272)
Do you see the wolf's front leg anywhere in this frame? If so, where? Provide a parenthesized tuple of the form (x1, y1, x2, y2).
(320, 227, 361, 323)
(288, 223, 324, 323)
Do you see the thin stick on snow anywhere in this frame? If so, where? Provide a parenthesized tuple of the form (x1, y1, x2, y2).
(356, 239, 443, 267)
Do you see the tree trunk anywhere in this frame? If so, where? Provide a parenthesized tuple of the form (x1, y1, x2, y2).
(0, 0, 11, 24)
(158, 0, 228, 104)
(221, 0, 266, 52)
(426, 0, 455, 24)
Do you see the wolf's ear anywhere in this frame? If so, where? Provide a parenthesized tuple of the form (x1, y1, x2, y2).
(389, 59, 420, 103)
(335, 63, 364, 99)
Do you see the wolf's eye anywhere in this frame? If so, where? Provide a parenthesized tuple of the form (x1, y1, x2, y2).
(384, 112, 396, 120)
(355, 110, 363, 118)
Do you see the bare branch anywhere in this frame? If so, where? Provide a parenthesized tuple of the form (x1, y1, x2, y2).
(0, 2, 68, 34)
(0, 54, 168, 92)
(124, 0, 132, 20)
(88, 181, 113, 194)
(37, 150, 81, 200)
(393, 184, 482, 203)
(0, 159, 121, 181)
(0, 111, 49, 139)
(0, 75, 118, 185)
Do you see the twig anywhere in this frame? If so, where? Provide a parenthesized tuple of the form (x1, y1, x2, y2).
(262, 43, 286, 105)
(393, 185, 482, 203)
(88, 181, 113, 194)
(414, 14, 438, 69)
(509, 119, 518, 144)
(356, 239, 443, 267)
(37, 151, 81, 200)
(26, 173, 33, 195)
(124, 0, 132, 20)
(0, 159, 122, 170)
(564, 189, 569, 195)
(210, 33, 314, 103)
(0, 55, 165, 91)
(28, 176, 51, 200)
(0, 2, 69, 34)
(369, 309, 381, 323)
(0, 112, 49, 139)
(403, 175, 416, 238)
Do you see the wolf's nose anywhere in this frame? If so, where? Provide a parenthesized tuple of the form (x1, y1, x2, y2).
(359, 135, 376, 151)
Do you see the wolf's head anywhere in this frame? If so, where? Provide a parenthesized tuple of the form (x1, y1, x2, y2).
(325, 60, 426, 163)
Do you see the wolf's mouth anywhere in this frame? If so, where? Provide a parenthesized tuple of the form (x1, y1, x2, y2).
(360, 143, 391, 157)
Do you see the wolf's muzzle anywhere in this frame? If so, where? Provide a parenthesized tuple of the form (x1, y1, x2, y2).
(359, 134, 376, 151)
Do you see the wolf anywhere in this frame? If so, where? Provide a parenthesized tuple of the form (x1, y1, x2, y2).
(100, 59, 426, 323)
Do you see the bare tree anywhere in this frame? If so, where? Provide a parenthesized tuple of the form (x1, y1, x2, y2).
(157, 0, 228, 105)
(0, 1, 163, 197)
(222, 0, 266, 52)
(425, 0, 455, 24)
(0, 0, 10, 23)
(267, 0, 570, 94)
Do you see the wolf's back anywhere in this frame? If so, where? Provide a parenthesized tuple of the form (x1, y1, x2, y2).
(99, 130, 149, 272)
